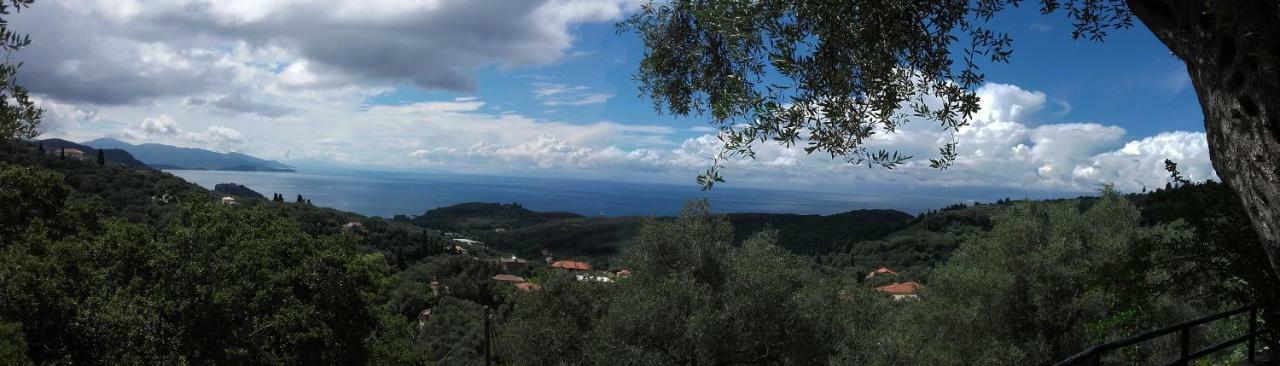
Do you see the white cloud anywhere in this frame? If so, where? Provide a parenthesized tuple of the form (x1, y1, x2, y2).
(122, 114, 246, 151)
(34, 97, 98, 135)
(389, 82, 1216, 193)
(531, 82, 613, 106)
(140, 115, 181, 135)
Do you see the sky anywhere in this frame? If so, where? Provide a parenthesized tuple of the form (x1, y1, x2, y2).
(21, 0, 1216, 197)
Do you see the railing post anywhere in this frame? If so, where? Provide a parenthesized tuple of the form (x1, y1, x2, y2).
(1249, 305, 1257, 365)
(485, 306, 492, 366)
(1179, 327, 1190, 366)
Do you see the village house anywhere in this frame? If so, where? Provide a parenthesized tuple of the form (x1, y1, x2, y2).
(514, 282, 540, 292)
(876, 282, 923, 301)
(497, 256, 528, 272)
(220, 196, 236, 205)
(417, 308, 432, 329)
(341, 221, 365, 232)
(452, 238, 485, 250)
(551, 260, 592, 271)
(429, 278, 442, 296)
(47, 147, 87, 160)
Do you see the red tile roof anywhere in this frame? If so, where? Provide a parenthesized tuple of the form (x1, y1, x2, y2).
(515, 282, 541, 292)
(875, 282, 922, 295)
(551, 260, 592, 271)
(492, 274, 526, 282)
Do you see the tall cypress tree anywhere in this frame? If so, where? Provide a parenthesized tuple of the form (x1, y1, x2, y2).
(96, 149, 104, 165)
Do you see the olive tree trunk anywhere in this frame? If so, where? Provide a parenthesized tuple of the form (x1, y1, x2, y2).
(1127, 0, 1280, 280)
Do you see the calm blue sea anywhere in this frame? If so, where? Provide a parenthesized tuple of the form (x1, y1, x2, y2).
(166, 169, 1028, 218)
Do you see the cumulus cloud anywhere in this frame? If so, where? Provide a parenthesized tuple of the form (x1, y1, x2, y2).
(123, 114, 246, 151)
(140, 115, 182, 135)
(13, 0, 643, 105)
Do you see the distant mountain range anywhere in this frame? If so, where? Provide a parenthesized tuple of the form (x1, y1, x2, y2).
(37, 138, 148, 167)
(83, 138, 294, 172)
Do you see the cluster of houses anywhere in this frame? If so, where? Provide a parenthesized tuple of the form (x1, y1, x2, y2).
(485, 257, 634, 293)
(866, 266, 922, 300)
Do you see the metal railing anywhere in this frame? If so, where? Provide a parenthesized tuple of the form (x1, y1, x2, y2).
(1055, 304, 1269, 366)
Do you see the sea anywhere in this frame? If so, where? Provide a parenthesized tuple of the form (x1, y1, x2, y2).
(167, 168, 1056, 218)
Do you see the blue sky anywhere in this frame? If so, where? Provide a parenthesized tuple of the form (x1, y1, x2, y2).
(22, 0, 1215, 197)
(368, 4, 1202, 143)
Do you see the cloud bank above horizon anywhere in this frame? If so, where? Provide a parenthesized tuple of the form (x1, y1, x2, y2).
(22, 0, 1214, 195)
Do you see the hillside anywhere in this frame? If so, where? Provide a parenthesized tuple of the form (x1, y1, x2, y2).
(410, 202, 583, 231)
(83, 138, 294, 172)
(214, 183, 266, 199)
(37, 138, 148, 167)
(419, 202, 922, 264)
(4, 140, 208, 225)
(727, 209, 915, 254)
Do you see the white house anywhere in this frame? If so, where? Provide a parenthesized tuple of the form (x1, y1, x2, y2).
(452, 238, 484, 246)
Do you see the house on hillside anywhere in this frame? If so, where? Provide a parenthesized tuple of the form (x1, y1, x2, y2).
(866, 266, 899, 279)
(417, 308, 432, 328)
(497, 256, 528, 271)
(452, 238, 485, 249)
(48, 147, 87, 160)
(541, 249, 554, 264)
(341, 221, 365, 232)
(551, 260, 592, 271)
(515, 282, 541, 292)
(221, 196, 236, 205)
(876, 282, 922, 301)
(615, 269, 632, 279)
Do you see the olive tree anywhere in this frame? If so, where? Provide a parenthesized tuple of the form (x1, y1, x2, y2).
(623, 0, 1280, 279)
(0, 0, 41, 141)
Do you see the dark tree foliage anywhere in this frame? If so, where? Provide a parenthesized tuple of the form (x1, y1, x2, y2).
(727, 209, 913, 254)
(500, 201, 882, 364)
(0, 141, 208, 227)
(1133, 163, 1280, 343)
(0, 163, 409, 364)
